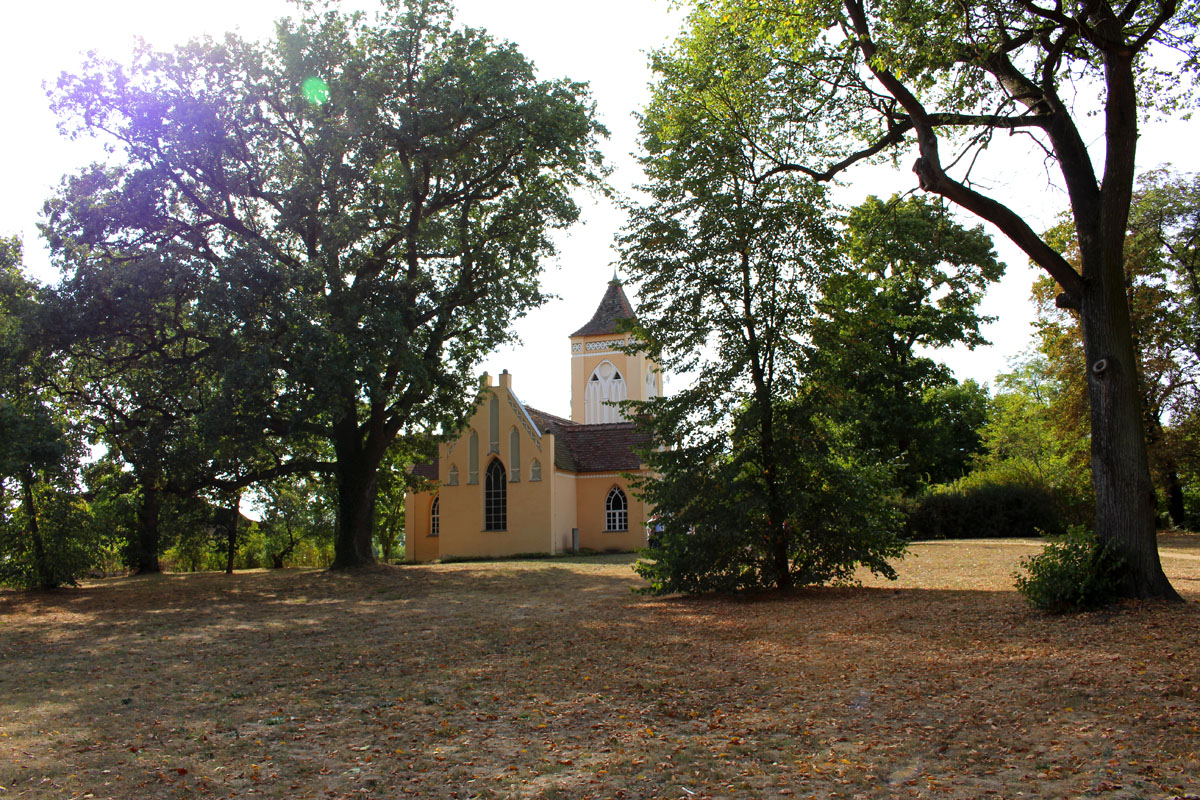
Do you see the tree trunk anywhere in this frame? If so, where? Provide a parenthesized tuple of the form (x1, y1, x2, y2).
(330, 419, 383, 569)
(1078, 265, 1180, 600)
(1163, 466, 1187, 530)
(224, 492, 240, 575)
(21, 467, 53, 590)
(131, 477, 162, 574)
(272, 525, 297, 569)
(1068, 48, 1179, 601)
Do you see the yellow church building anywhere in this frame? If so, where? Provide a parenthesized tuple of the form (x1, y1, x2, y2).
(404, 278, 660, 561)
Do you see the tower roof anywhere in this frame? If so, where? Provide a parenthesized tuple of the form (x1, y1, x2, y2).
(570, 278, 635, 338)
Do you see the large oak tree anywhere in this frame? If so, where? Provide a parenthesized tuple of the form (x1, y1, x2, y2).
(42, 0, 605, 567)
(654, 0, 1199, 598)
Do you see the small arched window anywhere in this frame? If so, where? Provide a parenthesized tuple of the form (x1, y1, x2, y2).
(509, 427, 521, 482)
(484, 459, 507, 531)
(448, 464, 459, 486)
(606, 486, 628, 531)
(529, 458, 542, 482)
(468, 431, 479, 484)
(430, 496, 440, 537)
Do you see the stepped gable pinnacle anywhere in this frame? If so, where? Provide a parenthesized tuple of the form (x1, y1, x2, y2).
(570, 277, 635, 338)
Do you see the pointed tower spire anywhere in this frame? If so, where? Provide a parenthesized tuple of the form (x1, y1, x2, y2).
(570, 279, 635, 338)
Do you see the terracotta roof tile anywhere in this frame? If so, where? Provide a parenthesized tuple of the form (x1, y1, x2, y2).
(570, 279, 636, 338)
(526, 406, 648, 472)
(411, 458, 439, 481)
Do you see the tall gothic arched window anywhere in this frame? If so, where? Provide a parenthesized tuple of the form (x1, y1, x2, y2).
(430, 496, 440, 537)
(484, 459, 507, 531)
(606, 486, 628, 531)
(585, 360, 628, 424)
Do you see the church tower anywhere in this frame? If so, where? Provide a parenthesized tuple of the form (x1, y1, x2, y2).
(569, 276, 660, 424)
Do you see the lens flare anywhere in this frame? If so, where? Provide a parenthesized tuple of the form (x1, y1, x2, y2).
(301, 76, 330, 106)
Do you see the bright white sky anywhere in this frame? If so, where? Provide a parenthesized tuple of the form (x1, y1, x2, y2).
(2, 1, 1197, 418)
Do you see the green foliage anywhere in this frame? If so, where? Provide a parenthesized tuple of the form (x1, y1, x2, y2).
(42, 0, 606, 568)
(634, 402, 905, 595)
(905, 482, 1064, 541)
(0, 486, 100, 590)
(1015, 527, 1126, 613)
(625, 21, 910, 595)
(663, 0, 1199, 598)
(806, 194, 1002, 495)
(1, 236, 100, 589)
(255, 477, 336, 569)
(967, 365, 1094, 526)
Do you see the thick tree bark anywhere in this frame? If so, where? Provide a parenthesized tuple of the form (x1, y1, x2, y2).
(1071, 46, 1180, 601)
(21, 468, 53, 590)
(330, 417, 384, 569)
(1078, 278, 1179, 599)
(131, 477, 163, 574)
(224, 492, 240, 575)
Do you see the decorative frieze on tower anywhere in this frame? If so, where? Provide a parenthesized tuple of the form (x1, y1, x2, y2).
(568, 277, 659, 425)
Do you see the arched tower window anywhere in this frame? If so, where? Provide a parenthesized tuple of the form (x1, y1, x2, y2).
(585, 360, 628, 424)
(430, 496, 440, 537)
(468, 431, 479, 484)
(646, 367, 658, 399)
(488, 394, 500, 454)
(509, 427, 521, 482)
(529, 458, 542, 482)
(448, 464, 459, 486)
(484, 459, 507, 531)
(606, 486, 628, 531)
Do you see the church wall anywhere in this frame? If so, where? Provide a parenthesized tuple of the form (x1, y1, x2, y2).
(550, 458, 577, 554)
(404, 490, 439, 563)
(574, 472, 649, 552)
(435, 375, 555, 560)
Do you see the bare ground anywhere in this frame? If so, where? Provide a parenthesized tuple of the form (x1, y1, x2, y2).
(1, 536, 1198, 800)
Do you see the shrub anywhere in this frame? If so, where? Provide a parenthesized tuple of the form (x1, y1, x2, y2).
(905, 481, 1064, 540)
(0, 487, 101, 589)
(1014, 526, 1125, 613)
(634, 409, 906, 595)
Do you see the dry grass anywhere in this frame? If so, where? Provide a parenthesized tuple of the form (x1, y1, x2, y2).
(2, 537, 1199, 800)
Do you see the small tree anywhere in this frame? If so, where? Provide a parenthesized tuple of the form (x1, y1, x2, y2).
(808, 194, 1003, 493)
(0, 236, 97, 589)
(621, 69, 904, 593)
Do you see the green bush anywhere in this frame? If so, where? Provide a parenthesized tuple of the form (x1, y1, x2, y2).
(0, 487, 102, 589)
(1014, 526, 1125, 613)
(634, 409, 906, 595)
(905, 482, 1064, 540)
